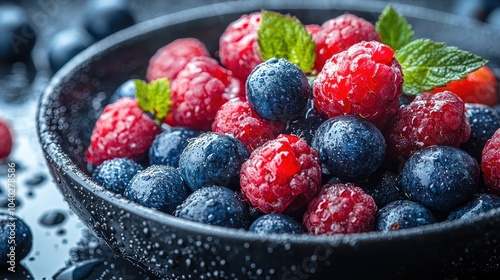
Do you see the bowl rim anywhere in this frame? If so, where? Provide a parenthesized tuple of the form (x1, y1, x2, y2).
(37, 0, 500, 246)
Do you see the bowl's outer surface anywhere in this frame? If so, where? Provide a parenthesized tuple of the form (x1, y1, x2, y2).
(37, 0, 500, 279)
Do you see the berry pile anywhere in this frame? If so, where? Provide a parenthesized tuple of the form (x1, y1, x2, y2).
(84, 7, 500, 236)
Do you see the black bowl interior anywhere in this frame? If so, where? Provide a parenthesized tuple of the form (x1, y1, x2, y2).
(37, 0, 500, 279)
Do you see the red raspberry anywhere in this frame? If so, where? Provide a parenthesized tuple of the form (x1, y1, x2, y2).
(305, 24, 321, 35)
(312, 14, 380, 73)
(240, 134, 321, 214)
(146, 38, 210, 82)
(0, 120, 13, 161)
(386, 91, 471, 159)
(85, 98, 160, 166)
(303, 183, 377, 235)
(430, 65, 499, 107)
(219, 12, 263, 80)
(212, 99, 284, 152)
(482, 129, 500, 195)
(313, 41, 403, 128)
(170, 56, 243, 131)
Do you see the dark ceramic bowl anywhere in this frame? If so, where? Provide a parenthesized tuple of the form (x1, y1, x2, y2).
(37, 0, 500, 279)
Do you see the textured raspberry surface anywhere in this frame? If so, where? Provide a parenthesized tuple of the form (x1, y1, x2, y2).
(212, 99, 283, 152)
(482, 129, 500, 194)
(240, 134, 321, 214)
(430, 65, 499, 107)
(219, 12, 263, 80)
(312, 14, 380, 73)
(85, 98, 160, 166)
(146, 38, 210, 82)
(0, 120, 13, 161)
(387, 91, 471, 158)
(305, 24, 321, 36)
(303, 183, 377, 235)
(313, 41, 403, 128)
(170, 56, 243, 131)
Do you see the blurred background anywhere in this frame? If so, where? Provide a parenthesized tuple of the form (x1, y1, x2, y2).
(0, 0, 499, 279)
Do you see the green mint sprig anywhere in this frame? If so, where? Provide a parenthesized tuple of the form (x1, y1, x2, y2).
(257, 10, 316, 73)
(376, 6, 488, 95)
(134, 78, 172, 124)
(376, 5, 414, 51)
(396, 39, 488, 95)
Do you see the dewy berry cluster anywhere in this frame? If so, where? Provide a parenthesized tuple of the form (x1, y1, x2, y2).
(85, 6, 500, 236)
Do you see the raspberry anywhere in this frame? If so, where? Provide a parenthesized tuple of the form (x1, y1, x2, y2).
(219, 12, 263, 80)
(85, 98, 161, 166)
(0, 120, 13, 162)
(212, 99, 284, 152)
(170, 56, 243, 131)
(240, 134, 321, 214)
(482, 128, 500, 194)
(146, 38, 210, 82)
(303, 183, 377, 235)
(386, 91, 471, 159)
(305, 24, 321, 35)
(430, 66, 499, 106)
(312, 14, 380, 73)
(313, 41, 403, 128)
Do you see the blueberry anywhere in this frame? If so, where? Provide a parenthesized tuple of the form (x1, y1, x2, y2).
(461, 103, 500, 162)
(376, 200, 437, 232)
(401, 146, 480, 212)
(109, 79, 137, 104)
(83, 0, 136, 41)
(249, 213, 304, 234)
(0, 212, 32, 263)
(326, 175, 342, 185)
(178, 132, 249, 191)
(447, 193, 500, 220)
(358, 171, 406, 208)
(48, 28, 95, 72)
(0, 4, 36, 61)
(285, 99, 326, 146)
(124, 165, 190, 214)
(175, 186, 250, 229)
(149, 127, 201, 168)
(246, 58, 310, 121)
(92, 158, 142, 194)
(311, 115, 386, 181)
(399, 95, 411, 107)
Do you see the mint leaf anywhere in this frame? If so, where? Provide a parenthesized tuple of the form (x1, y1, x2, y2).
(376, 6, 414, 51)
(134, 78, 172, 124)
(396, 39, 488, 95)
(258, 10, 316, 73)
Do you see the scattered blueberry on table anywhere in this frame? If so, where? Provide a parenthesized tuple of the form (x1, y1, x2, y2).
(0, 4, 36, 61)
(47, 28, 94, 72)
